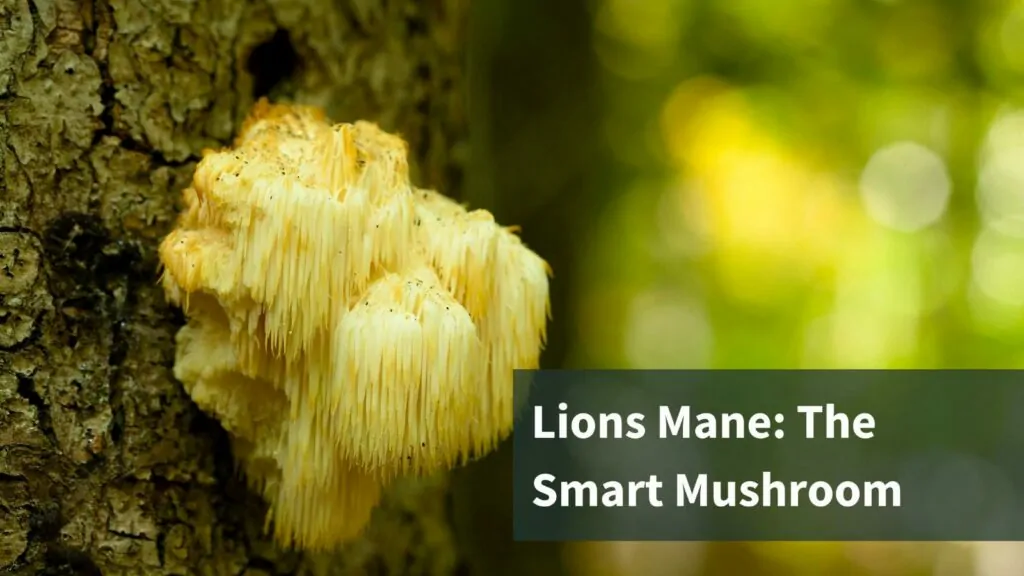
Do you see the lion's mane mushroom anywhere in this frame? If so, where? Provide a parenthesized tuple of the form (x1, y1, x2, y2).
(157, 100, 551, 550)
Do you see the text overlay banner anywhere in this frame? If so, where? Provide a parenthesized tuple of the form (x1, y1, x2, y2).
(512, 370, 1024, 541)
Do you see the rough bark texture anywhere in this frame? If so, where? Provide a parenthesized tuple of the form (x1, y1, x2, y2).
(0, 0, 469, 573)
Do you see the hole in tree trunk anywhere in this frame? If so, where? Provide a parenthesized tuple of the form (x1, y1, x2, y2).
(247, 30, 300, 99)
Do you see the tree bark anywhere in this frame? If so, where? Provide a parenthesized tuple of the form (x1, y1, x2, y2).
(0, 0, 469, 573)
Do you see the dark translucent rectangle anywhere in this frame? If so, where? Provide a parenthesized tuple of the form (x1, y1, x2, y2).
(512, 370, 1024, 541)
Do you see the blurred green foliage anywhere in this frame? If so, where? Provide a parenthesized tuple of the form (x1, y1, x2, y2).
(456, 0, 1024, 574)
(580, 0, 1024, 373)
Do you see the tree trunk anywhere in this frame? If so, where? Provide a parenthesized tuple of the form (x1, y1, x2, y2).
(0, 0, 469, 573)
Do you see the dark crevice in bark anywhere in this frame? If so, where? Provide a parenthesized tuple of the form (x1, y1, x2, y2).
(93, 80, 118, 146)
(90, 0, 121, 153)
(25, 0, 43, 48)
(187, 410, 237, 485)
(42, 213, 146, 305)
(16, 374, 58, 448)
(27, 500, 63, 542)
(40, 545, 103, 576)
(40, 212, 152, 467)
(104, 255, 143, 452)
(247, 30, 300, 100)
(245, 557, 279, 575)
(406, 15, 428, 36)
(0, 226, 37, 235)
(43, 214, 115, 291)
(106, 317, 128, 445)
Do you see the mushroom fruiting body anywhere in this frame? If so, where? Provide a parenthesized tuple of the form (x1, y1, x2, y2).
(158, 100, 550, 551)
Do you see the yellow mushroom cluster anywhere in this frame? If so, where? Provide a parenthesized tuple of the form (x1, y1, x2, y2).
(158, 100, 551, 551)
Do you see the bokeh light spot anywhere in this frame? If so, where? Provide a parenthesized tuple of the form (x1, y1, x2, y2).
(971, 228, 1024, 308)
(858, 141, 951, 232)
(977, 109, 1024, 237)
